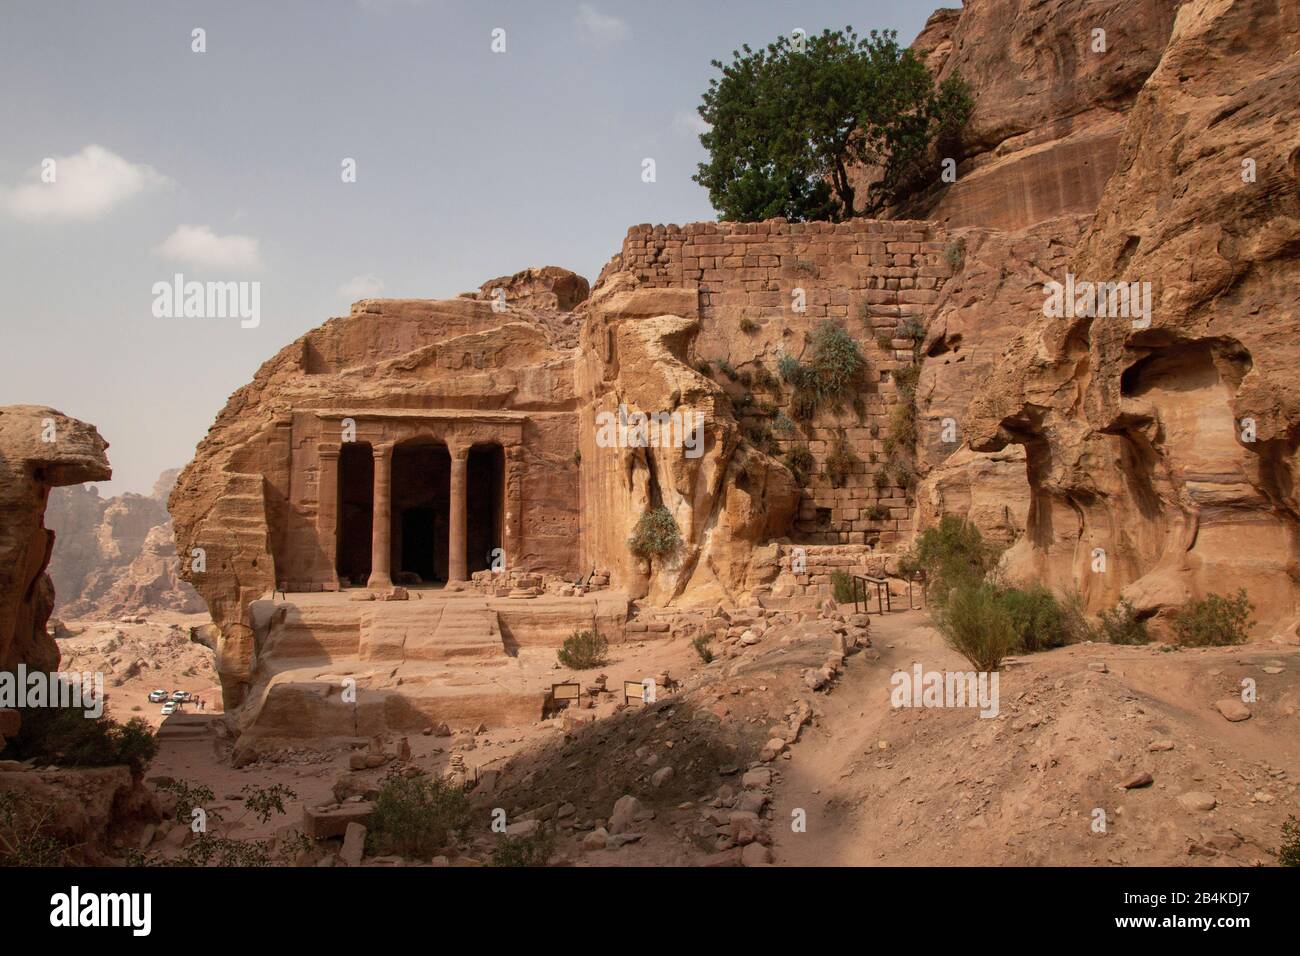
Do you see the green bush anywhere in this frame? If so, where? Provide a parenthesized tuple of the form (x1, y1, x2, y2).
(783, 322, 867, 421)
(491, 827, 556, 867)
(784, 444, 815, 487)
(629, 506, 681, 559)
(0, 694, 157, 777)
(739, 317, 759, 334)
(692, 634, 715, 664)
(1275, 816, 1300, 867)
(824, 434, 856, 488)
(0, 791, 68, 866)
(366, 771, 473, 859)
(557, 630, 609, 670)
(999, 585, 1076, 653)
(902, 514, 1002, 605)
(936, 584, 1018, 672)
(1172, 589, 1253, 647)
(830, 570, 855, 604)
(1099, 598, 1149, 645)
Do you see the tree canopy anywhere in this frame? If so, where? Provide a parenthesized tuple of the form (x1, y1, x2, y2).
(693, 27, 972, 222)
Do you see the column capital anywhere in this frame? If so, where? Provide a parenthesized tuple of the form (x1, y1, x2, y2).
(372, 441, 395, 460)
(447, 443, 470, 461)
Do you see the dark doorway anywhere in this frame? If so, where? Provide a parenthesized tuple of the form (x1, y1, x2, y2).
(467, 443, 504, 574)
(336, 442, 373, 585)
(400, 507, 438, 582)
(391, 440, 450, 584)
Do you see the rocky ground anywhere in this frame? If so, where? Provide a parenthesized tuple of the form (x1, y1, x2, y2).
(771, 611, 1300, 867)
(25, 602, 1297, 867)
(55, 611, 222, 727)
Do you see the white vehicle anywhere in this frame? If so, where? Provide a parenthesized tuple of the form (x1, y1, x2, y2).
(160, 701, 177, 716)
(171, 690, 190, 702)
(148, 689, 168, 703)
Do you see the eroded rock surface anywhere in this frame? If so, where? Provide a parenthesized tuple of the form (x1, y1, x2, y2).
(0, 405, 110, 673)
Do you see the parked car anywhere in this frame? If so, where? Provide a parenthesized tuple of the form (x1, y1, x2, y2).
(160, 701, 176, 716)
(148, 689, 168, 703)
(171, 690, 190, 702)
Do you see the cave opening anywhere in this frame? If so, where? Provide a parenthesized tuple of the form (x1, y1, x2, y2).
(336, 442, 373, 586)
(466, 443, 504, 574)
(391, 440, 450, 585)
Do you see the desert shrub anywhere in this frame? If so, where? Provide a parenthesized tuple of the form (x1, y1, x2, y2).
(717, 358, 738, 380)
(739, 317, 759, 334)
(366, 772, 473, 859)
(0, 791, 69, 866)
(784, 444, 815, 487)
(944, 237, 967, 272)
(1172, 589, 1253, 647)
(902, 514, 1002, 605)
(744, 422, 779, 455)
(692, 634, 715, 664)
(935, 583, 1017, 672)
(1, 696, 157, 777)
(999, 585, 1076, 653)
(1275, 816, 1300, 867)
(830, 570, 855, 604)
(628, 506, 681, 559)
(873, 469, 889, 490)
(895, 317, 926, 343)
(557, 630, 609, 670)
(772, 412, 796, 434)
(888, 399, 918, 450)
(875, 332, 893, 351)
(491, 827, 556, 867)
(824, 434, 856, 488)
(792, 258, 817, 276)
(892, 458, 916, 489)
(893, 361, 921, 396)
(694, 359, 711, 375)
(867, 503, 890, 521)
(734, 391, 754, 410)
(782, 322, 867, 421)
(752, 365, 778, 390)
(1098, 598, 1149, 645)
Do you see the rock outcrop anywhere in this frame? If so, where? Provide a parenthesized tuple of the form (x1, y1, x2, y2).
(45, 468, 202, 618)
(0, 406, 111, 673)
(889, 0, 1183, 231)
(965, 0, 1300, 629)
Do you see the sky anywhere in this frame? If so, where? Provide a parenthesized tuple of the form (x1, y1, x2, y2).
(0, 0, 939, 496)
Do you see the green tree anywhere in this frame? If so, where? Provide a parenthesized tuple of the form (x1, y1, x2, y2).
(694, 28, 972, 222)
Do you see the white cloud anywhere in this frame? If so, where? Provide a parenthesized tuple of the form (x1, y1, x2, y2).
(674, 110, 711, 137)
(1, 144, 170, 221)
(575, 4, 628, 48)
(338, 273, 385, 300)
(154, 224, 263, 272)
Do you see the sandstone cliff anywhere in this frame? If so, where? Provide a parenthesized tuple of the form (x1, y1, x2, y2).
(962, 0, 1300, 630)
(889, 0, 1183, 231)
(45, 468, 203, 619)
(0, 405, 111, 673)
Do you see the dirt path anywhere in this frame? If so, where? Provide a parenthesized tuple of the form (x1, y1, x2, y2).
(771, 610, 1300, 867)
(769, 609, 955, 865)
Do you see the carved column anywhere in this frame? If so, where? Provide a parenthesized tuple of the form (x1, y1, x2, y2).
(367, 443, 393, 589)
(448, 444, 469, 582)
(504, 444, 524, 573)
(317, 445, 341, 591)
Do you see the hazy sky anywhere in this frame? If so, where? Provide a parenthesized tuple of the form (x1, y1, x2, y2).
(0, 0, 938, 496)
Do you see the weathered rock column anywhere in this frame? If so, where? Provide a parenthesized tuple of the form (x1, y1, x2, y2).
(317, 445, 341, 591)
(448, 445, 469, 582)
(367, 443, 393, 589)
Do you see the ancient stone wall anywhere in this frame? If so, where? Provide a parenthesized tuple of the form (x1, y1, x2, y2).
(610, 218, 957, 545)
